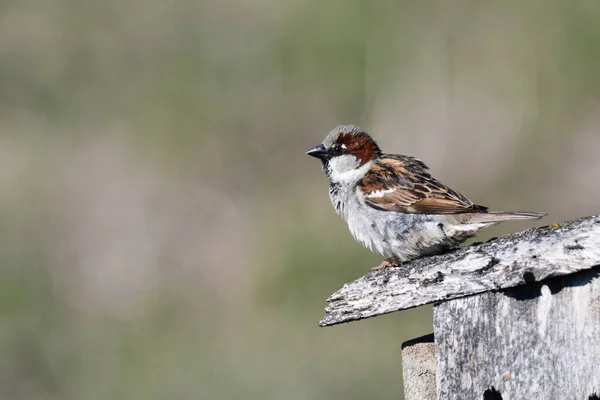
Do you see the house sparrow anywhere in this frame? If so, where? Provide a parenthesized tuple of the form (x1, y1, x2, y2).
(306, 125, 546, 269)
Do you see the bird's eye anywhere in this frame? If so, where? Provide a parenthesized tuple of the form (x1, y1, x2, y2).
(340, 144, 347, 149)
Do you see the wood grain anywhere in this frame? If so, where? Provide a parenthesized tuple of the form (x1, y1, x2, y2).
(434, 268, 600, 399)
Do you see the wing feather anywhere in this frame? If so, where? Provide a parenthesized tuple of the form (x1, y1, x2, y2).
(359, 155, 488, 214)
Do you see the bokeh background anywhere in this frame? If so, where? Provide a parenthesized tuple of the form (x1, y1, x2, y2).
(1, 0, 600, 399)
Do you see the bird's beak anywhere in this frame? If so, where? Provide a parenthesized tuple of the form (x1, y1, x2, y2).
(306, 144, 328, 160)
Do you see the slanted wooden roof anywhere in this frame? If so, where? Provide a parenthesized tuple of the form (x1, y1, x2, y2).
(319, 215, 600, 327)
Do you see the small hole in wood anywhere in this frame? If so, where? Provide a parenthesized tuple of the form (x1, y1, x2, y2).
(522, 271, 536, 284)
(483, 387, 502, 400)
(589, 394, 599, 400)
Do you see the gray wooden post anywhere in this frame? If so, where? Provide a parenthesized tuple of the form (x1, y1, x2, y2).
(435, 268, 600, 399)
(319, 216, 600, 400)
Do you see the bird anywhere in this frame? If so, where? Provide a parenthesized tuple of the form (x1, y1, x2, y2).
(306, 125, 546, 270)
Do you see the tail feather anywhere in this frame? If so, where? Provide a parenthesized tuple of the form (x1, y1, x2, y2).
(464, 211, 546, 224)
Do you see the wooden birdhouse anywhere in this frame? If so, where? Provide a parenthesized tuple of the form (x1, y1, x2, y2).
(319, 216, 600, 400)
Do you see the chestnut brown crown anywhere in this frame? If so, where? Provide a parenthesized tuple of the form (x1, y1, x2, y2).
(306, 125, 382, 166)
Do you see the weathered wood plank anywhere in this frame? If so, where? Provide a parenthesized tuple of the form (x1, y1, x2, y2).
(319, 215, 600, 327)
(434, 267, 600, 399)
(402, 334, 436, 400)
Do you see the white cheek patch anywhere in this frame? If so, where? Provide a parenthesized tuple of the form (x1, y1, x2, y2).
(328, 154, 358, 171)
(366, 188, 396, 198)
(328, 157, 373, 184)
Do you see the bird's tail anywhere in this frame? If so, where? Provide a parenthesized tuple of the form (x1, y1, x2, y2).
(463, 211, 546, 224)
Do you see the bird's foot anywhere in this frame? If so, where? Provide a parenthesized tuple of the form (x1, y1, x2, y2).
(371, 257, 402, 271)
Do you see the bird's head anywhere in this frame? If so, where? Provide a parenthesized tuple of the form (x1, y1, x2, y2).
(306, 125, 382, 184)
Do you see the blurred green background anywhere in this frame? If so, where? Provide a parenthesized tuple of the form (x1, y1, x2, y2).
(1, 0, 599, 399)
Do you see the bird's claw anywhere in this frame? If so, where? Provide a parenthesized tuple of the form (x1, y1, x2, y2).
(371, 257, 402, 270)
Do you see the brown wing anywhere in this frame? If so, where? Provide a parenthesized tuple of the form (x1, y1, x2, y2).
(359, 155, 488, 214)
